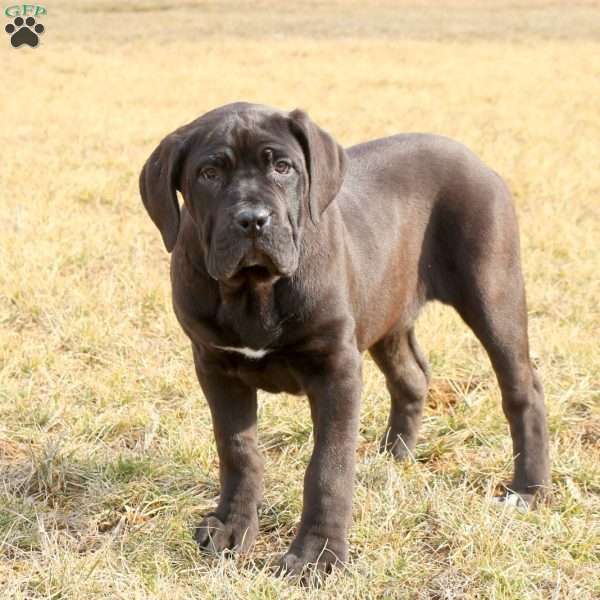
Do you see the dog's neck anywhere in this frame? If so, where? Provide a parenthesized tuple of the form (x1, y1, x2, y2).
(216, 278, 283, 349)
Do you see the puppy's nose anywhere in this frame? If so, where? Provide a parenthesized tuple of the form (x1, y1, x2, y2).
(235, 207, 272, 235)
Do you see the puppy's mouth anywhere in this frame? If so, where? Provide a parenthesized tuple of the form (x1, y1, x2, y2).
(207, 230, 299, 283)
(237, 264, 273, 281)
(233, 252, 279, 282)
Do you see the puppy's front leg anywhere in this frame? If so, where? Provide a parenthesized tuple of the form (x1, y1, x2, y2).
(192, 345, 263, 553)
(280, 348, 362, 576)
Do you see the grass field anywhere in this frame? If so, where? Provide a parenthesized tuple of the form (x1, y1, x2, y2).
(1, 1, 599, 598)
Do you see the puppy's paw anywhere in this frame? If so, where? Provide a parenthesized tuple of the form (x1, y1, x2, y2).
(277, 534, 347, 582)
(379, 432, 415, 461)
(193, 510, 258, 554)
(492, 492, 533, 513)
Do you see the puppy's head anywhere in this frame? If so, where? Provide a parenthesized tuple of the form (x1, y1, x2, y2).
(139, 102, 346, 283)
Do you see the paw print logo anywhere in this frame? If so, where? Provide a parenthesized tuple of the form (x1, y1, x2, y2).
(5, 16, 44, 48)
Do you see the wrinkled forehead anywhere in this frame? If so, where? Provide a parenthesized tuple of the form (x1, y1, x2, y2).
(188, 107, 303, 160)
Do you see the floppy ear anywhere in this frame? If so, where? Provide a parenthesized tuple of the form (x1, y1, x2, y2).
(139, 132, 188, 252)
(288, 109, 347, 224)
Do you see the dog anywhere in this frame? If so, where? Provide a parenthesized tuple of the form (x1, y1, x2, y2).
(139, 102, 549, 575)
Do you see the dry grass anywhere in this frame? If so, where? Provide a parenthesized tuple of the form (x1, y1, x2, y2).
(1, 1, 599, 598)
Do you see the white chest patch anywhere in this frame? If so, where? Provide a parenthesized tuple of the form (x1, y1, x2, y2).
(214, 345, 271, 359)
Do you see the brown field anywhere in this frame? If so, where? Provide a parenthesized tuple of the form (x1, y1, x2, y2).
(1, 1, 599, 598)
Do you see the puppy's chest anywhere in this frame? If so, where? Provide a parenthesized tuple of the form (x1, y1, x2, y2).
(212, 292, 306, 394)
(216, 348, 304, 395)
(214, 345, 272, 359)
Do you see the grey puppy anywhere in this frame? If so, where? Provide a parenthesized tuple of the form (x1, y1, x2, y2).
(139, 102, 549, 575)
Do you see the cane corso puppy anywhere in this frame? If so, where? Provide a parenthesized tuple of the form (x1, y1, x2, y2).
(139, 102, 549, 574)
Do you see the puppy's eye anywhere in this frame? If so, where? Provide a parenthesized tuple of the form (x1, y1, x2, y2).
(200, 166, 219, 180)
(274, 159, 291, 174)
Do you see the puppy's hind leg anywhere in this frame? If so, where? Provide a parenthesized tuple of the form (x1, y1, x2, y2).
(454, 273, 550, 506)
(446, 191, 550, 506)
(369, 325, 431, 460)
